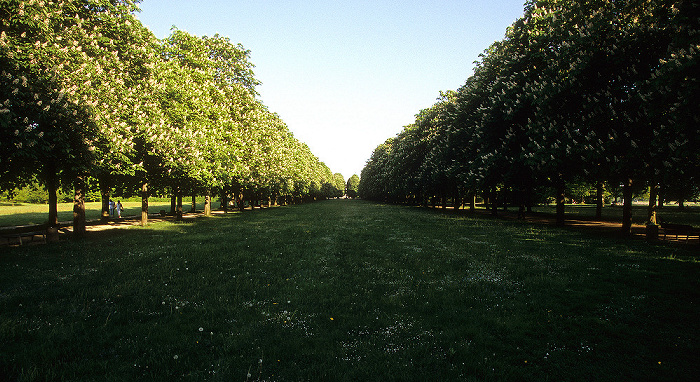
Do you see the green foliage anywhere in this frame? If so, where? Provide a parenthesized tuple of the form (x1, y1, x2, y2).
(1, 1, 338, 222)
(346, 174, 360, 198)
(360, 0, 699, 225)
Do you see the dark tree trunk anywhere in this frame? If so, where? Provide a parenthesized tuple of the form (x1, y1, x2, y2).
(238, 191, 245, 211)
(170, 193, 176, 215)
(556, 175, 565, 226)
(176, 188, 183, 221)
(46, 166, 59, 228)
(469, 192, 476, 211)
(595, 181, 604, 219)
(141, 182, 148, 226)
(191, 193, 196, 213)
(621, 178, 634, 235)
(491, 188, 498, 216)
(221, 188, 228, 213)
(517, 188, 526, 219)
(73, 177, 86, 238)
(100, 177, 110, 221)
(647, 183, 659, 225)
(678, 198, 685, 211)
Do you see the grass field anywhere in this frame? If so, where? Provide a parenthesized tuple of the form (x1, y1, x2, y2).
(0, 199, 216, 228)
(529, 203, 700, 227)
(0, 199, 698, 381)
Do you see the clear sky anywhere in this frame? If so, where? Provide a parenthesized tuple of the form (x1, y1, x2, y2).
(136, 0, 526, 180)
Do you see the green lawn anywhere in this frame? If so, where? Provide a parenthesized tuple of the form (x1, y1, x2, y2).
(0, 199, 218, 227)
(1, 199, 698, 381)
(529, 203, 700, 227)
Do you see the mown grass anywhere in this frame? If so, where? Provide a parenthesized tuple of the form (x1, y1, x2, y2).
(0, 199, 214, 227)
(0, 199, 698, 381)
(529, 203, 700, 227)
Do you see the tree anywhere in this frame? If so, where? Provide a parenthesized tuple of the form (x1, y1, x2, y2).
(360, 0, 698, 236)
(346, 174, 360, 199)
(1, 0, 156, 235)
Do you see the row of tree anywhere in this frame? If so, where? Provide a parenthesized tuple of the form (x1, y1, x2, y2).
(359, 0, 699, 233)
(1, 0, 346, 235)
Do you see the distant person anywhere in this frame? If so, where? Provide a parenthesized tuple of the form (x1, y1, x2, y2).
(116, 201, 123, 218)
(109, 200, 115, 217)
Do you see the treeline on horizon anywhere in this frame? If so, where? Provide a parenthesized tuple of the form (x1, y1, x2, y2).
(359, 0, 699, 233)
(0, 1, 355, 234)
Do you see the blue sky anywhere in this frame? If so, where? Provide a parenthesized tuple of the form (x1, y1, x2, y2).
(136, 0, 526, 179)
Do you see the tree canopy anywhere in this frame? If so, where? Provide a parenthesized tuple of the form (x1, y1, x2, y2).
(359, 0, 699, 233)
(1, 0, 340, 229)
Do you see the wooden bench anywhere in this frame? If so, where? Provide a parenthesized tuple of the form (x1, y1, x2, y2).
(660, 223, 699, 243)
(2, 230, 47, 246)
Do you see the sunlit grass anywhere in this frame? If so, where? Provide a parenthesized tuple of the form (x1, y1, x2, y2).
(0, 199, 698, 381)
(530, 203, 700, 226)
(0, 199, 213, 227)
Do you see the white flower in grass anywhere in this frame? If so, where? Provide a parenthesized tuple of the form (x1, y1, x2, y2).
(199, 327, 204, 332)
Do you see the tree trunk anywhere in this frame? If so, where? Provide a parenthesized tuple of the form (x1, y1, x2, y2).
(621, 178, 634, 235)
(204, 190, 211, 216)
(556, 175, 565, 226)
(176, 188, 183, 221)
(469, 192, 476, 211)
(595, 181, 604, 219)
(41, 161, 59, 229)
(170, 193, 176, 215)
(100, 177, 110, 221)
(221, 188, 228, 213)
(517, 188, 526, 219)
(491, 188, 498, 216)
(141, 181, 148, 226)
(647, 183, 659, 225)
(46, 176, 58, 227)
(238, 191, 245, 211)
(678, 198, 685, 211)
(73, 177, 86, 238)
(191, 193, 196, 213)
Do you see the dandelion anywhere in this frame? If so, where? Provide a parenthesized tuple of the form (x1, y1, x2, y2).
(199, 327, 203, 332)
(173, 354, 179, 360)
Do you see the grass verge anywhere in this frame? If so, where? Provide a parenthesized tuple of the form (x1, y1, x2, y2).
(0, 199, 214, 227)
(0, 199, 698, 381)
